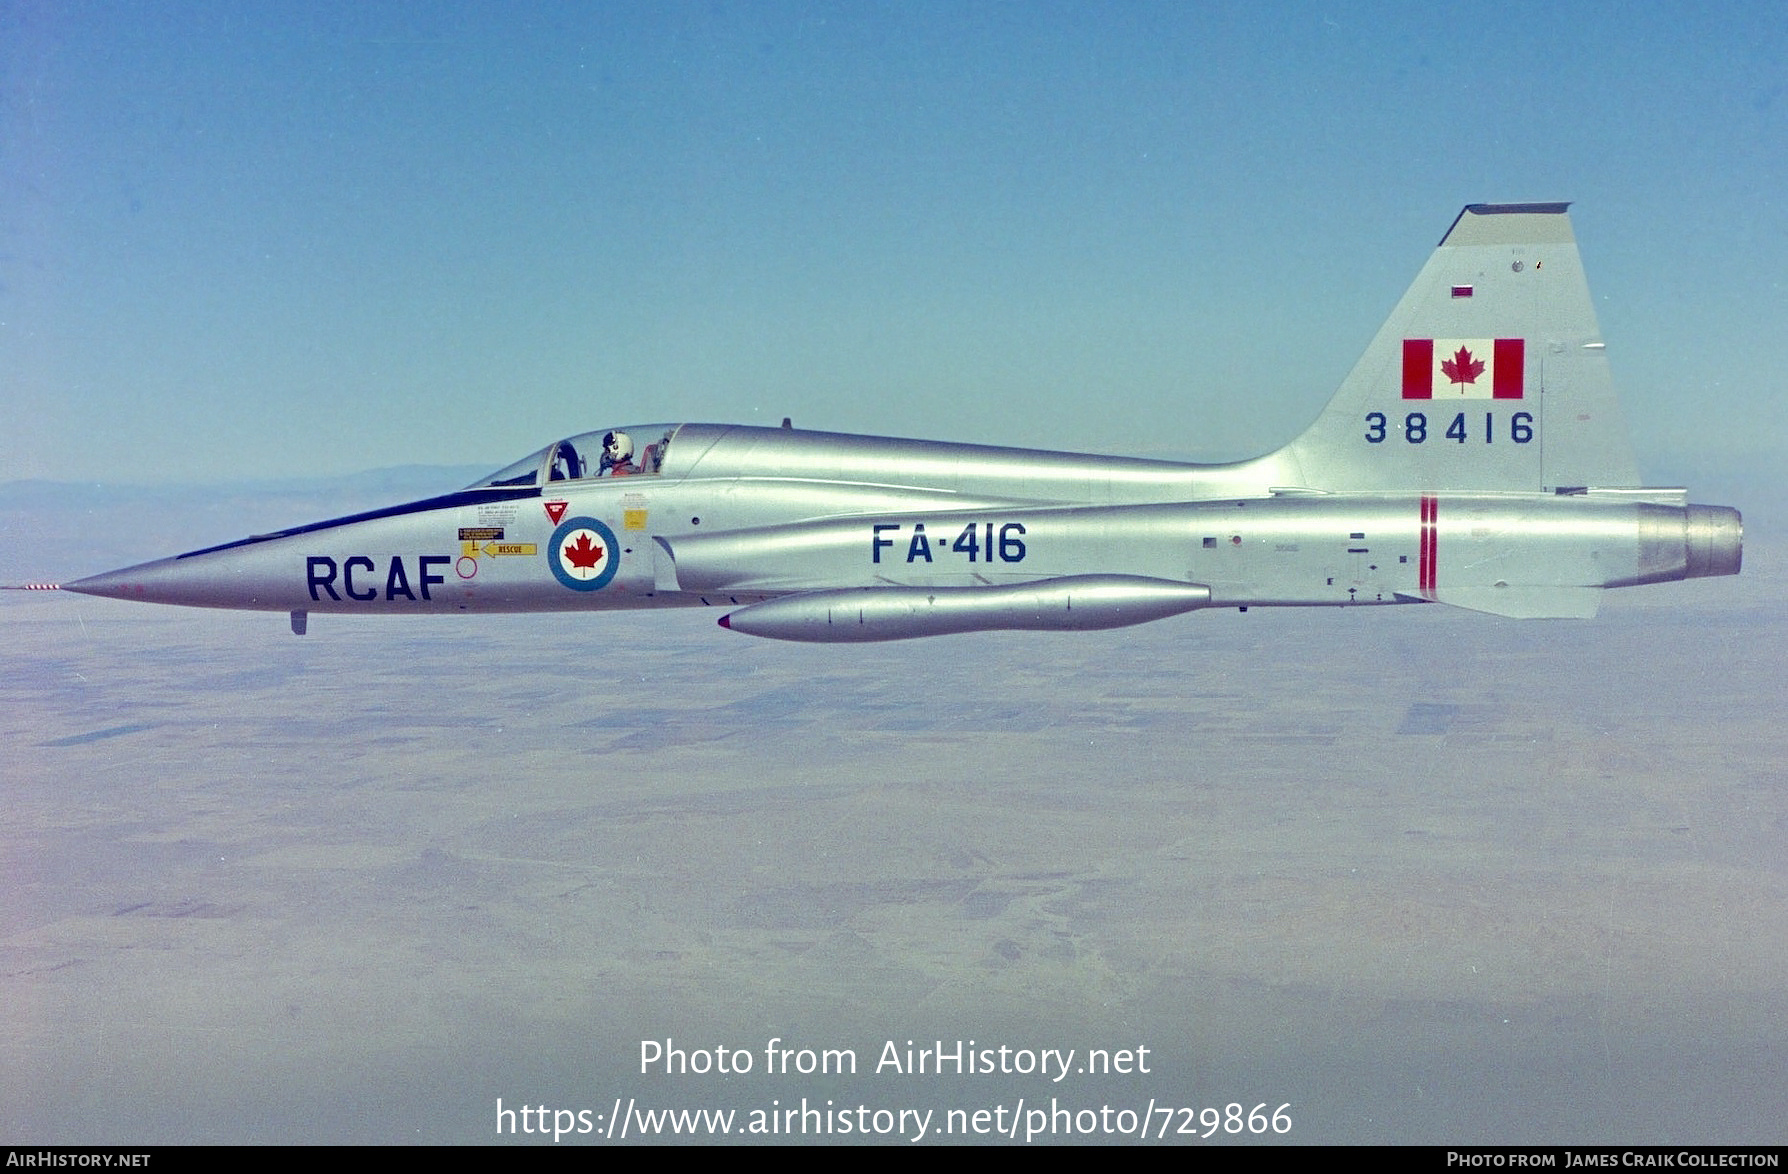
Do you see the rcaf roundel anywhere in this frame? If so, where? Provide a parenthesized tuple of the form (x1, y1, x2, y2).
(1402, 338, 1524, 399)
(547, 516, 620, 591)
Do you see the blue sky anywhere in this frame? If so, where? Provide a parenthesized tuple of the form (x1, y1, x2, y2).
(4, 1, 1784, 483)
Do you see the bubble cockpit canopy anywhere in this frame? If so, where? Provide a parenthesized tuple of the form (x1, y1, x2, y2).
(470, 424, 682, 489)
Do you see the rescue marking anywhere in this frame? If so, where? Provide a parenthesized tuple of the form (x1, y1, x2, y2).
(544, 500, 569, 524)
(548, 517, 620, 591)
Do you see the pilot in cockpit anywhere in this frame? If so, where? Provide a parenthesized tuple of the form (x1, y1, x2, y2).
(600, 430, 638, 476)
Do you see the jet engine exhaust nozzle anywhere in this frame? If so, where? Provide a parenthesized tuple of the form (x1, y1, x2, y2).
(1684, 505, 1743, 580)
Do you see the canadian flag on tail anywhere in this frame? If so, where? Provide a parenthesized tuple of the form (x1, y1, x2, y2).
(1402, 338, 1525, 399)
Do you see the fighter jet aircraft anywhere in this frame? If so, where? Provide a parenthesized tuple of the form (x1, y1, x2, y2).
(53, 204, 1740, 640)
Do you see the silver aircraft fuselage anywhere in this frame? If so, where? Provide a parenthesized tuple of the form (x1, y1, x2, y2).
(61, 421, 1739, 640)
(57, 204, 1743, 640)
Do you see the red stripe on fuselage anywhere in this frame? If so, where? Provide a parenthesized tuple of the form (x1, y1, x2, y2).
(1419, 495, 1438, 598)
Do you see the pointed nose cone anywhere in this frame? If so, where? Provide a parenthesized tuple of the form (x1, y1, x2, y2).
(62, 567, 133, 600)
(62, 550, 281, 609)
(63, 558, 189, 603)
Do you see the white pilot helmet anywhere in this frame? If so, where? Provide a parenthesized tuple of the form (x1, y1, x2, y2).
(603, 430, 634, 463)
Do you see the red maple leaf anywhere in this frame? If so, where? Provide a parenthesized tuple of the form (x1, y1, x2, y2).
(563, 532, 605, 570)
(1440, 346, 1485, 387)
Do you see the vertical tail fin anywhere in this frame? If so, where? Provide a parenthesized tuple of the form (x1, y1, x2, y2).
(1280, 203, 1641, 492)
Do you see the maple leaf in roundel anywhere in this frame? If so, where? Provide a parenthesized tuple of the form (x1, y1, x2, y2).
(563, 531, 605, 570)
(1440, 345, 1485, 387)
